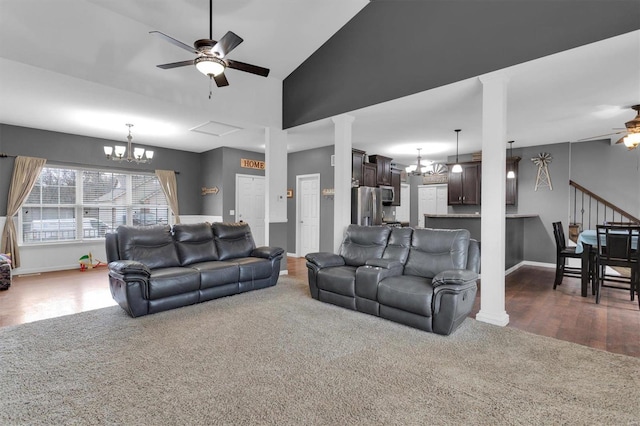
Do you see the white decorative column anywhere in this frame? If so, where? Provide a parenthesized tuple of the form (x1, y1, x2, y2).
(332, 114, 355, 253)
(264, 127, 288, 245)
(476, 72, 510, 326)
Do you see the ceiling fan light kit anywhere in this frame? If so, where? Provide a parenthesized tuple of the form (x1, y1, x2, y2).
(451, 129, 463, 173)
(104, 124, 153, 164)
(151, 0, 269, 91)
(195, 56, 225, 76)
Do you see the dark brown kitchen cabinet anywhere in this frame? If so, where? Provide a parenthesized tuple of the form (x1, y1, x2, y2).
(369, 155, 392, 186)
(447, 162, 481, 205)
(352, 149, 366, 186)
(363, 162, 377, 187)
(391, 168, 401, 206)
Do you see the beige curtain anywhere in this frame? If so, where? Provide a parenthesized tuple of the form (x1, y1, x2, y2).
(155, 169, 180, 224)
(1, 156, 47, 268)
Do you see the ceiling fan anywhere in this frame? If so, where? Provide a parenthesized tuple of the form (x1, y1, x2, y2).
(578, 104, 640, 149)
(150, 0, 269, 89)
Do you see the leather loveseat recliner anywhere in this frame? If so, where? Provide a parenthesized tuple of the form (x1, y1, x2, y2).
(305, 225, 480, 335)
(106, 222, 284, 317)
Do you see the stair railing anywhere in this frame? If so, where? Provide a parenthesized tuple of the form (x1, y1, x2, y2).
(569, 180, 640, 235)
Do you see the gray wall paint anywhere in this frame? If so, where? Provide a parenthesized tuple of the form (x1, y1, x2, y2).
(269, 222, 288, 271)
(200, 148, 224, 217)
(408, 140, 639, 265)
(571, 139, 640, 218)
(199, 146, 265, 222)
(283, 1, 640, 128)
(287, 145, 335, 253)
(0, 124, 202, 216)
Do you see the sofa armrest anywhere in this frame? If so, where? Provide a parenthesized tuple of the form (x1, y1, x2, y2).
(108, 260, 151, 277)
(305, 252, 345, 268)
(432, 269, 478, 288)
(251, 246, 284, 260)
(365, 258, 403, 270)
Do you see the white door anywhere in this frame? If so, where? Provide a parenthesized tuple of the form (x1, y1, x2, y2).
(418, 184, 448, 227)
(236, 174, 265, 246)
(395, 183, 411, 223)
(297, 174, 320, 257)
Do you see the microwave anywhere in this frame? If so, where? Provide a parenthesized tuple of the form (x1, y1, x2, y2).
(379, 185, 395, 204)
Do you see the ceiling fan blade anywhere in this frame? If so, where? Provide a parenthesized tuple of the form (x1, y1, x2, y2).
(213, 73, 229, 87)
(577, 130, 626, 142)
(227, 59, 270, 77)
(212, 31, 243, 58)
(156, 59, 195, 69)
(150, 31, 198, 54)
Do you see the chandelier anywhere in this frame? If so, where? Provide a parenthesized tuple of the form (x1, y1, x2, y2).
(405, 148, 432, 175)
(104, 124, 154, 164)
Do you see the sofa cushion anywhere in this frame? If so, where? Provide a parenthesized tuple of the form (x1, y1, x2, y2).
(382, 227, 412, 264)
(234, 257, 273, 281)
(378, 275, 434, 317)
(317, 266, 357, 297)
(117, 225, 180, 269)
(148, 267, 200, 300)
(404, 228, 470, 279)
(339, 225, 390, 267)
(213, 222, 256, 260)
(173, 223, 219, 265)
(189, 261, 239, 289)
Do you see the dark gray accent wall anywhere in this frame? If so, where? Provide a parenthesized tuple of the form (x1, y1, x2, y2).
(287, 145, 335, 253)
(0, 124, 201, 216)
(283, 0, 640, 128)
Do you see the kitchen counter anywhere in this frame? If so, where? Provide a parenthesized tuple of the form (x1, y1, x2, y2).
(423, 214, 539, 269)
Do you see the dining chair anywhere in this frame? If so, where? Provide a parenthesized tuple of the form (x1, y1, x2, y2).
(594, 224, 640, 308)
(552, 221, 582, 289)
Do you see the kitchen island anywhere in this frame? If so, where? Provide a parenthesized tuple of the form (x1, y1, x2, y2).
(424, 214, 539, 269)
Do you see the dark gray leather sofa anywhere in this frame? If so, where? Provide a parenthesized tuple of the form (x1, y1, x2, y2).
(106, 222, 284, 317)
(305, 225, 480, 335)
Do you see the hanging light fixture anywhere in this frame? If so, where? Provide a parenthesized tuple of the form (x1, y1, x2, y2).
(451, 129, 463, 173)
(507, 140, 516, 179)
(104, 124, 154, 164)
(405, 148, 431, 175)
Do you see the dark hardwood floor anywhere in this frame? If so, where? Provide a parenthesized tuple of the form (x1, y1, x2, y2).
(1, 257, 638, 357)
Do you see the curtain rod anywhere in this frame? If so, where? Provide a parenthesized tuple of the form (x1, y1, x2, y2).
(0, 154, 179, 174)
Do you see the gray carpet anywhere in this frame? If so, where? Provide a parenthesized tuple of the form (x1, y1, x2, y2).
(1, 277, 638, 425)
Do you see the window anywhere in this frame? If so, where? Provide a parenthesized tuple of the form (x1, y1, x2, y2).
(21, 166, 168, 244)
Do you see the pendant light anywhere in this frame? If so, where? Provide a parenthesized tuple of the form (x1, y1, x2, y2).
(451, 129, 463, 173)
(507, 140, 516, 179)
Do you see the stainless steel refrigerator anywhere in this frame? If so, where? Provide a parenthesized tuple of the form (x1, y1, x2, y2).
(351, 186, 383, 226)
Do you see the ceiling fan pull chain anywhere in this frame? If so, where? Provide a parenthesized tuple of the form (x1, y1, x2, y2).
(209, 76, 213, 99)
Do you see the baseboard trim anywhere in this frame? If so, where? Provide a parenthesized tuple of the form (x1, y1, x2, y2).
(476, 310, 510, 327)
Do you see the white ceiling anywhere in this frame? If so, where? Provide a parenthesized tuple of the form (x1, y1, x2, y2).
(0, 0, 638, 167)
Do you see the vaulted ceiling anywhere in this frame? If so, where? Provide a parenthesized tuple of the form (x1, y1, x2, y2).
(0, 0, 639, 167)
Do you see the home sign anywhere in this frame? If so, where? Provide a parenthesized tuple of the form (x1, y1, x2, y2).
(240, 158, 265, 170)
